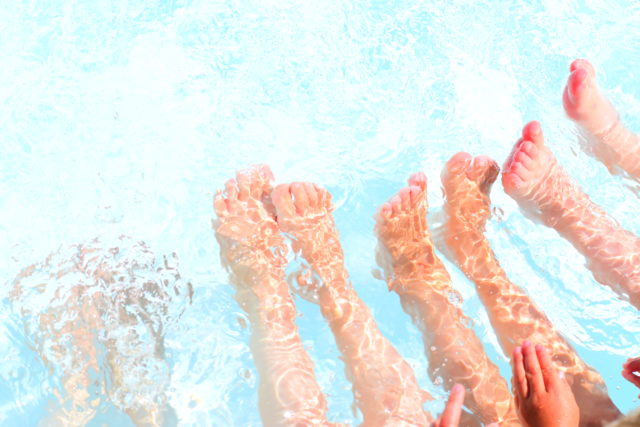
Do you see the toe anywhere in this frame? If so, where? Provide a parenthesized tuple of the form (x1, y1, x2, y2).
(514, 146, 535, 170)
(255, 164, 275, 198)
(398, 187, 411, 211)
(225, 179, 238, 200)
(567, 68, 589, 103)
(522, 121, 544, 147)
(470, 156, 500, 193)
(214, 190, 228, 217)
(379, 202, 392, 219)
(570, 58, 595, 77)
(390, 195, 402, 216)
(408, 171, 427, 192)
(502, 167, 525, 192)
(272, 184, 295, 218)
(408, 185, 424, 206)
(467, 155, 499, 182)
(304, 182, 319, 208)
(236, 170, 252, 201)
(446, 152, 473, 175)
(291, 182, 309, 215)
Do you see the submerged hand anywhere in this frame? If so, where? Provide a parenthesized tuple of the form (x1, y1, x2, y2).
(622, 357, 640, 393)
(433, 384, 464, 427)
(511, 341, 579, 427)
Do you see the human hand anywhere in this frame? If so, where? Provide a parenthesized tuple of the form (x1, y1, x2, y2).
(511, 341, 579, 427)
(622, 357, 640, 392)
(432, 384, 464, 427)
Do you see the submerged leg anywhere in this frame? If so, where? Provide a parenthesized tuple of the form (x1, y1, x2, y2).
(503, 121, 640, 307)
(563, 59, 640, 178)
(375, 173, 519, 426)
(442, 152, 621, 425)
(272, 182, 432, 426)
(214, 166, 333, 426)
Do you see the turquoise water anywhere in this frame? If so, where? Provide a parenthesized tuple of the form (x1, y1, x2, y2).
(1, 0, 640, 425)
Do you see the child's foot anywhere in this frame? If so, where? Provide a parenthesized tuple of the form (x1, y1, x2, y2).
(272, 182, 347, 297)
(375, 173, 441, 286)
(502, 121, 590, 228)
(442, 152, 499, 233)
(441, 153, 500, 278)
(563, 59, 640, 178)
(214, 165, 286, 280)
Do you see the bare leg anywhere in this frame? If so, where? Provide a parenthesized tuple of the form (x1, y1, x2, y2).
(442, 152, 621, 425)
(272, 182, 432, 426)
(11, 238, 186, 427)
(563, 59, 640, 178)
(375, 174, 519, 426)
(214, 166, 334, 426)
(503, 121, 640, 307)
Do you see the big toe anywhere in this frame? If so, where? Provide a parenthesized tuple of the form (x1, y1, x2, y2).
(290, 182, 310, 215)
(521, 121, 544, 146)
(570, 58, 596, 76)
(467, 155, 499, 193)
(236, 164, 274, 200)
(407, 171, 427, 192)
(444, 152, 473, 176)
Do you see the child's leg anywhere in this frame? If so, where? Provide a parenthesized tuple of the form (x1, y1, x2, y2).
(375, 174, 519, 426)
(272, 182, 432, 426)
(215, 166, 334, 426)
(563, 59, 640, 178)
(443, 152, 621, 425)
(503, 121, 640, 308)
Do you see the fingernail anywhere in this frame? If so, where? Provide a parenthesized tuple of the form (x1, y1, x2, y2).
(523, 340, 531, 347)
(452, 383, 463, 393)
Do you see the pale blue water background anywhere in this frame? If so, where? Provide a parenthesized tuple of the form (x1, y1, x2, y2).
(1, 0, 640, 425)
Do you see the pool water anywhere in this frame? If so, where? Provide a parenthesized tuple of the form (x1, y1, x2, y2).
(1, 0, 640, 425)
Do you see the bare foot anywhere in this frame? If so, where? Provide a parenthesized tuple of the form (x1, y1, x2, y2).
(375, 175, 519, 426)
(214, 166, 333, 426)
(214, 165, 287, 285)
(273, 182, 433, 426)
(503, 121, 640, 306)
(512, 341, 579, 427)
(441, 152, 500, 279)
(444, 152, 622, 425)
(502, 121, 597, 228)
(441, 153, 499, 231)
(272, 182, 345, 284)
(375, 172, 444, 287)
(563, 59, 640, 178)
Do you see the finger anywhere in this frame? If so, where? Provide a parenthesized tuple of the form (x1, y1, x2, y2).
(213, 190, 227, 217)
(622, 369, 640, 389)
(512, 346, 528, 398)
(626, 357, 640, 373)
(536, 344, 558, 391)
(523, 341, 546, 394)
(438, 384, 465, 427)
